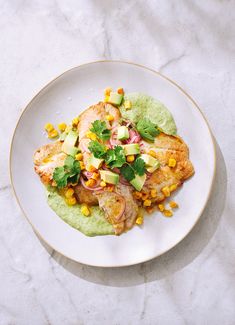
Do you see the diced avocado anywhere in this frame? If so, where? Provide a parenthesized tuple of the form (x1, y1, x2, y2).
(122, 144, 140, 156)
(117, 126, 129, 140)
(88, 154, 104, 169)
(63, 146, 79, 157)
(130, 174, 146, 191)
(109, 92, 123, 106)
(146, 161, 160, 173)
(59, 132, 67, 141)
(140, 154, 158, 167)
(62, 130, 79, 155)
(100, 170, 119, 185)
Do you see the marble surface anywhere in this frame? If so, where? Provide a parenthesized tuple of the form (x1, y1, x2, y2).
(0, 0, 234, 324)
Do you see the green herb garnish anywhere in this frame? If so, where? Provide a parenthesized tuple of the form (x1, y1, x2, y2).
(53, 156, 81, 189)
(88, 140, 107, 158)
(120, 164, 135, 181)
(90, 120, 111, 141)
(136, 118, 160, 142)
(132, 157, 145, 176)
(105, 146, 126, 168)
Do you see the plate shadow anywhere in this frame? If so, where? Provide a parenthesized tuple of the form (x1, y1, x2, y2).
(40, 139, 227, 287)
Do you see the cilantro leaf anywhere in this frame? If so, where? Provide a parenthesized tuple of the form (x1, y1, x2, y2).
(120, 164, 135, 181)
(53, 167, 70, 189)
(105, 146, 126, 168)
(133, 157, 145, 176)
(136, 119, 160, 142)
(88, 140, 107, 158)
(90, 120, 111, 141)
(53, 156, 81, 189)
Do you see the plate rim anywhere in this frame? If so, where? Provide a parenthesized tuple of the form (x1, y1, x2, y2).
(9, 60, 216, 267)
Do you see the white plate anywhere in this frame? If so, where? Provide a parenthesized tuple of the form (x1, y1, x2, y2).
(10, 61, 215, 267)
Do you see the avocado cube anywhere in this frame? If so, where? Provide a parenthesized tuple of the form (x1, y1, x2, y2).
(122, 144, 140, 156)
(140, 154, 159, 167)
(109, 92, 123, 106)
(100, 170, 119, 185)
(88, 154, 104, 169)
(117, 126, 129, 141)
(130, 174, 146, 191)
(146, 161, 160, 173)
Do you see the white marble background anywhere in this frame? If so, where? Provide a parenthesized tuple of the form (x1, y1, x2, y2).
(0, 0, 234, 324)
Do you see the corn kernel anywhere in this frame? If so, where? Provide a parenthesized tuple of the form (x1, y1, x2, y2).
(170, 184, 177, 192)
(104, 87, 112, 96)
(124, 100, 132, 109)
(158, 204, 165, 212)
(86, 131, 97, 140)
(146, 207, 154, 214)
(104, 95, 110, 103)
(87, 165, 96, 172)
(92, 172, 100, 180)
(162, 186, 170, 197)
(141, 193, 149, 200)
(72, 117, 79, 127)
(100, 181, 106, 187)
(143, 199, 151, 207)
(58, 123, 67, 132)
(75, 153, 83, 161)
(81, 204, 90, 216)
(65, 188, 75, 198)
(117, 87, 124, 95)
(66, 197, 77, 206)
(48, 129, 59, 138)
(169, 201, 179, 209)
(150, 189, 157, 198)
(106, 114, 114, 122)
(126, 155, 135, 163)
(148, 150, 157, 158)
(168, 158, 177, 168)
(44, 123, 54, 133)
(85, 179, 96, 187)
(163, 209, 173, 217)
(134, 191, 142, 200)
(136, 217, 143, 225)
(106, 185, 114, 192)
(80, 161, 85, 170)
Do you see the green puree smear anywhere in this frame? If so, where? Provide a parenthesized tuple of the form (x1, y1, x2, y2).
(47, 187, 114, 236)
(120, 93, 177, 135)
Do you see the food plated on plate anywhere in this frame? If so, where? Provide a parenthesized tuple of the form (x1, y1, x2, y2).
(33, 87, 194, 236)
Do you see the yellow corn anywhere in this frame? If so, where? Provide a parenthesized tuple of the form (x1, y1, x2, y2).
(168, 158, 177, 168)
(148, 150, 157, 158)
(141, 193, 149, 200)
(104, 87, 112, 96)
(163, 210, 173, 217)
(44, 123, 54, 132)
(81, 204, 90, 216)
(85, 179, 96, 187)
(92, 172, 100, 180)
(100, 181, 106, 187)
(150, 189, 157, 198)
(126, 155, 135, 163)
(58, 123, 67, 132)
(143, 199, 151, 207)
(170, 184, 177, 192)
(169, 201, 179, 209)
(72, 117, 79, 127)
(117, 87, 124, 95)
(65, 188, 75, 198)
(86, 131, 97, 140)
(79, 161, 85, 170)
(87, 165, 96, 172)
(162, 186, 170, 197)
(158, 204, 165, 212)
(106, 114, 114, 122)
(106, 185, 114, 192)
(124, 100, 132, 109)
(66, 197, 77, 206)
(75, 153, 83, 161)
(136, 217, 143, 225)
(104, 95, 110, 103)
(134, 191, 142, 200)
(48, 129, 58, 138)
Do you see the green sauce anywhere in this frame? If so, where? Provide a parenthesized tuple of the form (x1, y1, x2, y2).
(120, 93, 177, 135)
(47, 187, 114, 236)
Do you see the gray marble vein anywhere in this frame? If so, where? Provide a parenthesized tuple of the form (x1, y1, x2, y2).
(0, 0, 235, 324)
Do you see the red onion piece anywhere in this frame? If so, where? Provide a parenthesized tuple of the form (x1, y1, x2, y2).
(80, 177, 103, 191)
